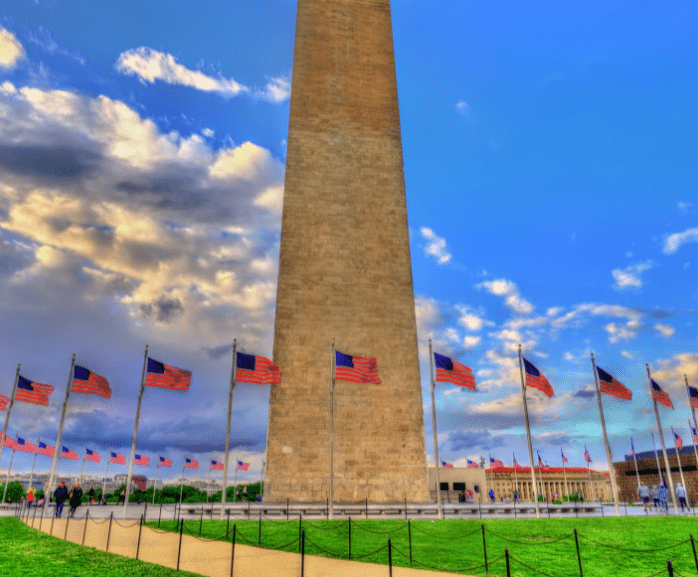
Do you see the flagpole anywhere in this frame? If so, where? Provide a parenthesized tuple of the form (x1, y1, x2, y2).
(233, 456, 239, 496)
(153, 455, 159, 505)
(180, 458, 186, 504)
(428, 340, 444, 520)
(221, 339, 237, 519)
(28, 436, 39, 491)
(647, 364, 678, 513)
(488, 453, 493, 499)
(631, 438, 641, 491)
(651, 431, 664, 486)
(513, 453, 519, 498)
(687, 374, 698, 440)
(123, 345, 149, 519)
(329, 338, 336, 520)
(102, 459, 110, 502)
(79, 445, 86, 485)
(561, 448, 569, 500)
(586, 456, 595, 501)
(0, 364, 21, 469)
(1, 448, 16, 503)
(590, 353, 620, 516)
(671, 426, 689, 509)
(518, 344, 540, 518)
(43, 353, 76, 519)
(207, 465, 212, 503)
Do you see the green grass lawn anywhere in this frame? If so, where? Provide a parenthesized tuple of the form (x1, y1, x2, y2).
(149, 516, 698, 576)
(0, 517, 203, 577)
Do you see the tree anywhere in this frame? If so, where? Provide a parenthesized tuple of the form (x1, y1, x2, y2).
(2, 481, 24, 503)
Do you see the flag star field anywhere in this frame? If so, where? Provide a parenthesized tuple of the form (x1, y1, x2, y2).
(0, 1, 696, 484)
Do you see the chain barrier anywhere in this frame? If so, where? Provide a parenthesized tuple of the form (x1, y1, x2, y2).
(508, 552, 577, 577)
(392, 544, 503, 574)
(673, 570, 687, 577)
(303, 520, 350, 532)
(259, 537, 300, 551)
(642, 570, 668, 577)
(303, 534, 351, 559)
(410, 523, 481, 540)
(261, 515, 298, 524)
(349, 520, 408, 534)
(86, 518, 109, 525)
(143, 525, 174, 535)
(485, 527, 575, 545)
(112, 519, 140, 528)
(578, 533, 690, 552)
(232, 529, 257, 545)
(341, 543, 389, 561)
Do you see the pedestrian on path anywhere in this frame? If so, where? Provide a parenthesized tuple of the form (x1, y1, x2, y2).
(117, 487, 125, 504)
(26, 487, 35, 508)
(637, 482, 650, 512)
(69, 482, 83, 518)
(651, 485, 659, 509)
(658, 484, 669, 513)
(54, 482, 68, 518)
(676, 483, 687, 512)
(488, 488, 495, 503)
(513, 490, 519, 504)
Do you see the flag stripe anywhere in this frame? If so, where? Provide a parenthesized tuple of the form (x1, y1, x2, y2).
(72, 366, 112, 399)
(335, 352, 381, 384)
(16, 377, 54, 406)
(236, 353, 281, 385)
(597, 366, 632, 400)
(651, 380, 673, 409)
(434, 353, 476, 389)
(145, 358, 192, 390)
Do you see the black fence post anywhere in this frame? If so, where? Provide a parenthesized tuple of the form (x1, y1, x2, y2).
(50, 511, 55, 538)
(82, 509, 89, 546)
(286, 497, 289, 520)
(690, 534, 698, 575)
(230, 524, 236, 577)
(479, 496, 482, 519)
(258, 511, 262, 545)
(667, 559, 674, 577)
(348, 517, 352, 559)
(481, 523, 488, 575)
(173, 501, 177, 521)
(298, 515, 302, 553)
(404, 498, 408, 520)
(301, 530, 306, 577)
(176, 519, 184, 571)
(546, 497, 551, 518)
(158, 503, 162, 528)
(106, 511, 113, 553)
(226, 509, 231, 540)
(574, 528, 583, 577)
(144, 501, 147, 521)
(326, 497, 329, 520)
(33, 503, 38, 526)
(247, 499, 250, 519)
(388, 537, 393, 577)
(199, 506, 204, 536)
(136, 515, 143, 560)
(64, 514, 70, 541)
(505, 547, 511, 577)
(365, 497, 368, 519)
(408, 519, 412, 566)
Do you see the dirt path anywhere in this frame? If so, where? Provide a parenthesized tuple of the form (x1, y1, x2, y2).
(23, 514, 477, 577)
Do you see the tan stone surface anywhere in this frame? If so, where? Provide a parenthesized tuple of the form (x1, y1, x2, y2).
(267, 0, 428, 503)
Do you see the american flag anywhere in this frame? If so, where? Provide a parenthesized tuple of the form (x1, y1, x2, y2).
(467, 459, 479, 468)
(110, 452, 126, 465)
(211, 460, 224, 471)
(688, 386, 698, 410)
(16, 376, 54, 406)
(651, 380, 673, 409)
(2, 434, 17, 450)
(72, 365, 112, 399)
(434, 352, 476, 389)
(236, 352, 280, 385)
(185, 458, 199, 469)
(132, 475, 147, 491)
(237, 461, 249, 471)
(561, 450, 568, 463)
(631, 437, 636, 456)
(490, 457, 504, 468)
(85, 448, 101, 463)
(596, 366, 632, 400)
(145, 358, 191, 391)
(692, 426, 698, 444)
(584, 447, 592, 463)
(38, 441, 55, 457)
(442, 461, 454, 468)
(537, 451, 547, 469)
(15, 437, 37, 453)
(335, 351, 381, 384)
(134, 454, 150, 466)
(522, 357, 554, 397)
(0, 393, 9, 411)
(62, 446, 79, 460)
(674, 432, 683, 451)
(513, 457, 526, 471)
(159, 456, 173, 467)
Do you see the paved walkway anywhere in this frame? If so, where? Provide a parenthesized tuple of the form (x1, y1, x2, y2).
(20, 514, 475, 577)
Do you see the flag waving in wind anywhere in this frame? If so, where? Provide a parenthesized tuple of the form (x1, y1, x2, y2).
(561, 450, 568, 463)
(596, 366, 632, 400)
(674, 432, 683, 450)
(211, 460, 224, 471)
(522, 358, 554, 397)
(38, 441, 55, 457)
(134, 454, 150, 466)
(15, 437, 37, 453)
(236, 352, 281, 385)
(145, 358, 192, 391)
(584, 447, 592, 463)
(467, 459, 479, 468)
(335, 351, 381, 384)
(237, 461, 249, 471)
(85, 448, 101, 463)
(185, 458, 199, 469)
(62, 446, 79, 460)
(631, 437, 636, 456)
(692, 427, 698, 444)
(159, 456, 173, 467)
(110, 452, 126, 465)
(490, 457, 504, 468)
(0, 393, 9, 411)
(434, 352, 476, 389)
(16, 376, 54, 406)
(537, 451, 546, 469)
(442, 461, 454, 468)
(72, 365, 112, 399)
(651, 380, 673, 409)
(688, 386, 698, 410)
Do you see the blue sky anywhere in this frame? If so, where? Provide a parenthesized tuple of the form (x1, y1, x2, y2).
(0, 1, 697, 485)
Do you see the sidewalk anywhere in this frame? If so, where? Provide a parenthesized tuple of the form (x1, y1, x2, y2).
(21, 514, 476, 577)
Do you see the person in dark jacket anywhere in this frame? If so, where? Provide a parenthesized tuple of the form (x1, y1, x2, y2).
(54, 482, 68, 517)
(69, 482, 83, 518)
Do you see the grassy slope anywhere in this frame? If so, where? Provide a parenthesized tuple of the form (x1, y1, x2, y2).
(150, 516, 698, 577)
(0, 517, 203, 577)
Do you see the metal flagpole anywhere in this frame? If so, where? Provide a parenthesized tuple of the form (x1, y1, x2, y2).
(207, 465, 212, 503)
(488, 454, 494, 499)
(123, 345, 149, 519)
(561, 448, 570, 500)
(43, 354, 76, 519)
(428, 340, 443, 519)
(221, 340, 237, 519)
(179, 459, 186, 503)
(1, 447, 16, 503)
(329, 338, 336, 520)
(0, 364, 20, 467)
(647, 364, 678, 513)
(28, 436, 39, 491)
(233, 457, 239, 498)
(686, 374, 698, 509)
(671, 426, 689, 509)
(152, 455, 159, 505)
(79, 445, 86, 485)
(102, 458, 110, 502)
(590, 353, 620, 516)
(518, 344, 540, 518)
(631, 438, 641, 491)
(689, 421, 698, 509)
(586, 456, 596, 501)
(651, 431, 664, 485)
(513, 453, 519, 498)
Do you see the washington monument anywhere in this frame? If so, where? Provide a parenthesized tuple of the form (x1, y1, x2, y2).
(265, 0, 429, 503)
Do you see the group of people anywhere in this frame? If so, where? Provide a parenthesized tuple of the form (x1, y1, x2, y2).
(637, 481, 689, 513)
(52, 481, 84, 518)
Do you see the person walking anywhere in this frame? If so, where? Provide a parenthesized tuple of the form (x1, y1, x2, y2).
(637, 482, 650, 512)
(26, 487, 35, 509)
(651, 485, 659, 510)
(53, 482, 68, 518)
(513, 489, 520, 504)
(88, 486, 95, 504)
(488, 488, 495, 503)
(676, 483, 687, 512)
(117, 487, 125, 504)
(69, 482, 83, 518)
(658, 483, 669, 514)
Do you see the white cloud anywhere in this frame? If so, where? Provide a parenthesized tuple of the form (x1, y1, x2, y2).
(604, 319, 644, 343)
(201, 128, 214, 138)
(455, 100, 471, 116)
(678, 202, 693, 213)
(256, 75, 291, 103)
(664, 227, 698, 254)
(463, 336, 481, 349)
(478, 278, 533, 315)
(420, 227, 452, 264)
(654, 323, 675, 338)
(621, 350, 634, 359)
(0, 28, 26, 69)
(611, 260, 655, 290)
(455, 305, 490, 331)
